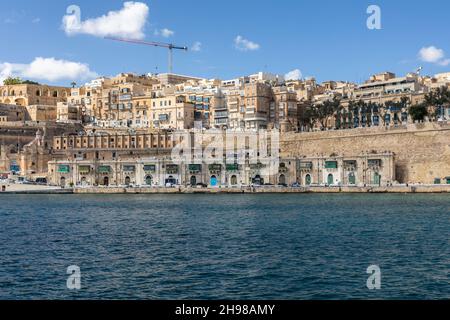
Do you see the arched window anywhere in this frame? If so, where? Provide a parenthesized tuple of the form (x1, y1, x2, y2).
(231, 175, 238, 186)
(305, 174, 312, 185)
(327, 174, 334, 185)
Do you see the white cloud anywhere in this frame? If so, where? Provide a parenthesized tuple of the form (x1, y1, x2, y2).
(32, 18, 41, 24)
(159, 28, 174, 38)
(191, 41, 202, 52)
(418, 46, 449, 66)
(285, 69, 302, 81)
(62, 2, 149, 40)
(0, 57, 98, 84)
(234, 35, 260, 51)
(438, 59, 450, 66)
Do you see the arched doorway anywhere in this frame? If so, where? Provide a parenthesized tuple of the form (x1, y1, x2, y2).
(279, 174, 286, 185)
(253, 175, 262, 186)
(103, 176, 109, 186)
(190, 176, 197, 186)
(145, 175, 153, 186)
(81, 177, 87, 186)
(60, 177, 66, 187)
(231, 175, 238, 186)
(125, 176, 131, 186)
(374, 172, 381, 186)
(327, 174, 334, 185)
(165, 175, 176, 186)
(210, 175, 217, 187)
(348, 173, 356, 185)
(305, 174, 312, 185)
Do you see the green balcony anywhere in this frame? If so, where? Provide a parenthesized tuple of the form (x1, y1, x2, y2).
(98, 166, 111, 174)
(58, 165, 70, 173)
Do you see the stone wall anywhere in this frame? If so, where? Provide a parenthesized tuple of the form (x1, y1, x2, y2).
(281, 122, 450, 184)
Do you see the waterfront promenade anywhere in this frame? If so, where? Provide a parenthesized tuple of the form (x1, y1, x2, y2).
(2, 183, 449, 195)
(73, 185, 450, 194)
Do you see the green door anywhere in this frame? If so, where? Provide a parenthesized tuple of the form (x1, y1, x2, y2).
(327, 174, 334, 185)
(374, 173, 381, 186)
(305, 174, 312, 185)
(349, 173, 356, 185)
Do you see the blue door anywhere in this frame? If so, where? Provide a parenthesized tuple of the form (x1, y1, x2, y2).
(210, 176, 217, 187)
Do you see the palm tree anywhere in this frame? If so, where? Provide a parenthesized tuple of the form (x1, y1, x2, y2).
(70, 81, 77, 88)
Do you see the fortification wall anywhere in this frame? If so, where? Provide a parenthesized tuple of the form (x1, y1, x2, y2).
(281, 123, 450, 184)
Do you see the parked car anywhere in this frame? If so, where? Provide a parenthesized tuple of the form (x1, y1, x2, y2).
(35, 178, 48, 185)
(196, 183, 208, 188)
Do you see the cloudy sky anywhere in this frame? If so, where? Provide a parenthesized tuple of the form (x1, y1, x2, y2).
(1, 0, 449, 85)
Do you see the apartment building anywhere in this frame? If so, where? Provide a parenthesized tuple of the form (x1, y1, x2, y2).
(271, 86, 299, 130)
(243, 82, 273, 130)
(150, 95, 195, 130)
(352, 72, 426, 100)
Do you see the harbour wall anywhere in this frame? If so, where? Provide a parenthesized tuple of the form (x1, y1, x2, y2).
(72, 185, 450, 194)
(280, 122, 450, 184)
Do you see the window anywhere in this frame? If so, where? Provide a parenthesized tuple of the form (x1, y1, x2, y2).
(325, 161, 338, 169)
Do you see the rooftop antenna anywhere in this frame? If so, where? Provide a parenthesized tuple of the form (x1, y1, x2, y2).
(415, 66, 423, 75)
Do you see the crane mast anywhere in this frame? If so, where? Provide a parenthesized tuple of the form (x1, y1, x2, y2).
(105, 37, 188, 74)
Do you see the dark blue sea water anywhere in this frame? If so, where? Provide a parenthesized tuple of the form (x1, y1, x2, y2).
(0, 194, 448, 300)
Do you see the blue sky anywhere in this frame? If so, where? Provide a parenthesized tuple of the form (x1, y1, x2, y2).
(1, 0, 450, 85)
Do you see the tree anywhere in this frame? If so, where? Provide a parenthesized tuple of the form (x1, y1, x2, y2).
(22, 80, 39, 85)
(424, 86, 450, 120)
(3, 77, 22, 85)
(71, 82, 77, 88)
(315, 97, 341, 129)
(408, 103, 428, 122)
(299, 102, 318, 131)
(2, 77, 39, 85)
